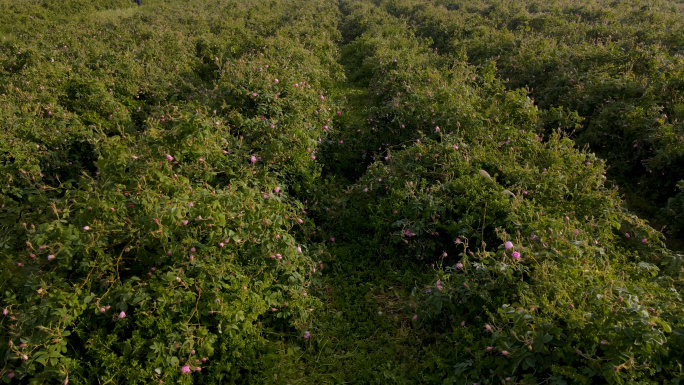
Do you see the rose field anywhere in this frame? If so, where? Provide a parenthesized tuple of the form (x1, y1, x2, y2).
(0, 0, 683, 383)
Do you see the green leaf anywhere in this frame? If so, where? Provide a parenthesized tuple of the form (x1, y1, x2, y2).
(657, 318, 672, 333)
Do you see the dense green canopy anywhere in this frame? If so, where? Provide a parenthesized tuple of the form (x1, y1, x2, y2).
(0, 0, 682, 384)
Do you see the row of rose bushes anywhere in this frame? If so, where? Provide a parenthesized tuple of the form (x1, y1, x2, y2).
(314, 2, 684, 383)
(369, 0, 684, 239)
(0, 0, 341, 383)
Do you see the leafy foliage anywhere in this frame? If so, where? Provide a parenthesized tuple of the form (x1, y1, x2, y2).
(1, 0, 683, 384)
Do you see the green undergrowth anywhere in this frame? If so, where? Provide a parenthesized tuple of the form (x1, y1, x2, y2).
(262, 243, 444, 384)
